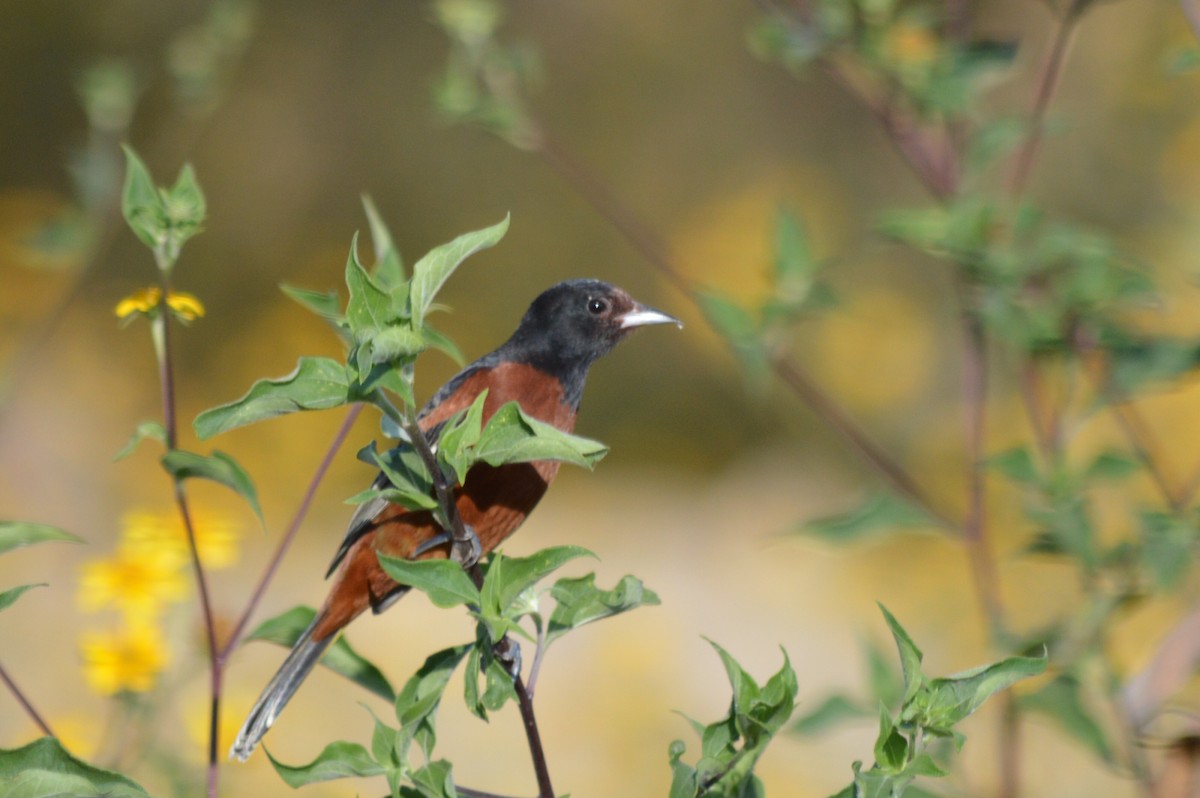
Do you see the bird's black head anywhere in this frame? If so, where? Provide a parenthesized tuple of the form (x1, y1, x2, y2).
(499, 279, 680, 398)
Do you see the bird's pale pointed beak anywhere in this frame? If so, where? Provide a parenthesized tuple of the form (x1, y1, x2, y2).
(619, 303, 683, 330)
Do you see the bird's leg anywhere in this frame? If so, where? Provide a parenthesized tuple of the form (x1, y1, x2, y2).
(492, 635, 522, 681)
(450, 522, 482, 568)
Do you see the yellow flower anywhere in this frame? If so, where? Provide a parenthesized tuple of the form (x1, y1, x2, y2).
(883, 20, 938, 70)
(121, 508, 240, 571)
(80, 625, 168, 695)
(77, 544, 187, 622)
(114, 286, 206, 322)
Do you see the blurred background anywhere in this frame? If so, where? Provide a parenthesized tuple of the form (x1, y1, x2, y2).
(3, 1, 1200, 796)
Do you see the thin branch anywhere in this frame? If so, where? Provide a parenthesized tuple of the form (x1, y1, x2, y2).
(219, 403, 364, 660)
(1080, 354, 1185, 512)
(525, 620, 548, 698)
(1007, 2, 1085, 198)
(513, 673, 554, 798)
(534, 132, 956, 530)
(959, 300, 1006, 635)
(0, 659, 55, 738)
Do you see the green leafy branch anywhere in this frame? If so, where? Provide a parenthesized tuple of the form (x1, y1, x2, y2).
(252, 548, 660, 798)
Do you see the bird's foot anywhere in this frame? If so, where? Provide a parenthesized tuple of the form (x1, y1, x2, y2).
(450, 523, 482, 568)
(493, 636, 522, 681)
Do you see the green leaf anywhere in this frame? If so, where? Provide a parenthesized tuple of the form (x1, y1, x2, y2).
(376, 554, 480, 608)
(878, 604, 925, 707)
(245, 605, 395, 701)
(409, 214, 510, 327)
(266, 741, 385, 787)
(394, 645, 470, 758)
(408, 759, 457, 798)
(1139, 510, 1196, 590)
(1019, 673, 1112, 762)
(0, 584, 45, 614)
(988, 447, 1040, 483)
(0, 737, 150, 798)
(545, 572, 661, 646)
(1084, 451, 1139, 481)
(0, 522, 83, 556)
(473, 401, 608, 470)
(163, 162, 206, 245)
(362, 195, 405, 288)
(903, 654, 1046, 733)
(120, 145, 165, 252)
(480, 545, 595, 620)
(873, 705, 908, 774)
(161, 449, 263, 524)
(194, 356, 353, 438)
(354, 441, 439, 512)
(789, 693, 870, 736)
(280, 283, 346, 330)
(435, 391, 489, 484)
(113, 420, 166, 461)
(804, 493, 933, 543)
(345, 232, 396, 336)
(695, 290, 769, 381)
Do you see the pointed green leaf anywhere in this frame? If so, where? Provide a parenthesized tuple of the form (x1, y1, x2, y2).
(474, 401, 608, 470)
(345, 232, 395, 336)
(362, 195, 405, 288)
(194, 356, 353, 438)
(0, 737, 150, 798)
(436, 391, 489, 484)
(120, 145, 165, 252)
(905, 654, 1046, 733)
(695, 290, 769, 381)
(707, 638, 761, 716)
(161, 449, 263, 524)
(0, 522, 83, 556)
(355, 441, 438, 511)
(246, 605, 395, 701)
(280, 283, 346, 329)
(803, 493, 933, 542)
(266, 741, 385, 787)
(545, 572, 661, 646)
(878, 604, 925, 707)
(480, 545, 595, 619)
(376, 554, 480, 608)
(409, 215, 510, 326)
(0, 584, 45, 614)
(395, 644, 470, 758)
(1085, 451, 1139, 481)
(873, 705, 908, 773)
(163, 162, 205, 245)
(409, 758, 457, 798)
(113, 420, 166, 461)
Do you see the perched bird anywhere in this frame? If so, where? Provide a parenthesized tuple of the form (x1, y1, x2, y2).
(231, 278, 680, 760)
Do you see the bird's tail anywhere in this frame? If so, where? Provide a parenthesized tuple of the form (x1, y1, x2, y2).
(229, 616, 332, 762)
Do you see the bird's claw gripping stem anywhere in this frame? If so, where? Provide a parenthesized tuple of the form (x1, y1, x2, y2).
(451, 522, 482, 568)
(493, 636, 522, 681)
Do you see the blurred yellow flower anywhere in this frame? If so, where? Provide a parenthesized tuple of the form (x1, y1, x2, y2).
(883, 20, 938, 69)
(80, 626, 168, 695)
(77, 544, 187, 621)
(121, 508, 240, 570)
(114, 286, 206, 321)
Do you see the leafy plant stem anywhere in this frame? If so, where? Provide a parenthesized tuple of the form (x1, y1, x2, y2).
(998, 692, 1021, 798)
(534, 130, 957, 530)
(0, 659, 54, 738)
(1006, 0, 1086, 198)
(219, 403, 364, 662)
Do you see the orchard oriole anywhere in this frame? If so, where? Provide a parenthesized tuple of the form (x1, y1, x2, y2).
(231, 278, 680, 760)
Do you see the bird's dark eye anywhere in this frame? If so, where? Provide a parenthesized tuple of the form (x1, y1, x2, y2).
(587, 298, 608, 315)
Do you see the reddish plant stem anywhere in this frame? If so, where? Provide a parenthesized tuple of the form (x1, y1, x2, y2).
(1007, 3, 1084, 198)
(0, 659, 55, 738)
(219, 403, 364, 662)
(155, 282, 222, 798)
